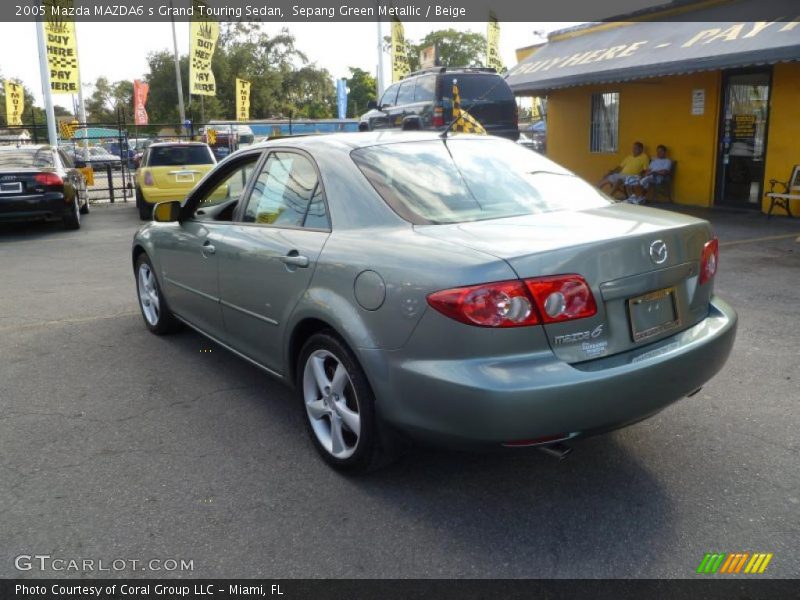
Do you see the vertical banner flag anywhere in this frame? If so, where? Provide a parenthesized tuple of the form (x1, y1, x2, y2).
(133, 79, 149, 126)
(487, 13, 502, 72)
(235, 78, 251, 122)
(4, 81, 24, 126)
(336, 79, 348, 120)
(189, 0, 219, 96)
(391, 18, 410, 82)
(42, 0, 80, 94)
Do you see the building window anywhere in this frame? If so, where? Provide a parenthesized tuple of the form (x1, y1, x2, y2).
(590, 92, 619, 153)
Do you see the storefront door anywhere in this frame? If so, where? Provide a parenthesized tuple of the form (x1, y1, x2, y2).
(716, 69, 772, 208)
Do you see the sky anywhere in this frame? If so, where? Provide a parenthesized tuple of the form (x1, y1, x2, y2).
(0, 21, 577, 108)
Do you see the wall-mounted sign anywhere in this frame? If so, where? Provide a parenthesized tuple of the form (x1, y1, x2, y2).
(691, 88, 705, 115)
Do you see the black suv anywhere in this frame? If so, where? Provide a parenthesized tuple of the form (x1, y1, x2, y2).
(358, 67, 519, 140)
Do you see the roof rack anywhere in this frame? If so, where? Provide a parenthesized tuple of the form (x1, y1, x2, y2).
(404, 66, 498, 79)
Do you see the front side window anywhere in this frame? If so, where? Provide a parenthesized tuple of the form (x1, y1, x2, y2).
(192, 155, 260, 219)
(242, 152, 328, 229)
(590, 92, 619, 153)
(380, 84, 400, 108)
(395, 80, 415, 106)
(351, 138, 610, 225)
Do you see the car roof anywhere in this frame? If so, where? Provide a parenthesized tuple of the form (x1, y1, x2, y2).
(0, 144, 53, 152)
(244, 131, 491, 153)
(147, 141, 210, 148)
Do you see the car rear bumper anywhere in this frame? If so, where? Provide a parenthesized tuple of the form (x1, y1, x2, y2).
(139, 187, 191, 204)
(0, 192, 71, 222)
(359, 296, 737, 447)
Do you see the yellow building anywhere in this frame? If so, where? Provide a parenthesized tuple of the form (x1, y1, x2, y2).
(507, 3, 800, 215)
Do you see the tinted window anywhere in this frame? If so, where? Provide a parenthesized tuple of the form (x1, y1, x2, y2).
(0, 148, 54, 169)
(413, 75, 436, 102)
(351, 138, 610, 225)
(243, 152, 327, 228)
(380, 84, 400, 107)
(395, 80, 415, 105)
(148, 145, 214, 167)
(441, 74, 514, 103)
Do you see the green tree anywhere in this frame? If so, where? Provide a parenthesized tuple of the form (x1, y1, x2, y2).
(385, 29, 496, 74)
(345, 67, 376, 117)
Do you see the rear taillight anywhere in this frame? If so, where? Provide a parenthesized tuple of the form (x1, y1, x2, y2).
(524, 275, 597, 323)
(34, 172, 62, 187)
(427, 274, 596, 328)
(143, 170, 154, 186)
(432, 105, 444, 128)
(699, 238, 719, 285)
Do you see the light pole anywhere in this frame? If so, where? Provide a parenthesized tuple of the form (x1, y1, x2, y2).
(170, 0, 187, 133)
(35, 20, 58, 146)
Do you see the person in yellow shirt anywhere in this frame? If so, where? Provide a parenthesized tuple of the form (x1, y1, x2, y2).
(599, 142, 650, 201)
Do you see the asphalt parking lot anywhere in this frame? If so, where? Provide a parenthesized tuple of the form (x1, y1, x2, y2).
(1, 202, 798, 578)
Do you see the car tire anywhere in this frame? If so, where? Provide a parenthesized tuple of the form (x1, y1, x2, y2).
(135, 253, 180, 335)
(79, 187, 90, 214)
(63, 195, 81, 230)
(297, 331, 398, 474)
(136, 188, 151, 221)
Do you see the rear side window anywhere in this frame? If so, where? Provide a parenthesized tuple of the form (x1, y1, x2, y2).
(148, 145, 214, 167)
(351, 138, 610, 225)
(441, 74, 514, 103)
(395, 80, 415, 105)
(243, 151, 328, 229)
(413, 75, 436, 102)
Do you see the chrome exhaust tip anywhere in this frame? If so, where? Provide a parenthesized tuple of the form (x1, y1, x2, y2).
(537, 442, 572, 460)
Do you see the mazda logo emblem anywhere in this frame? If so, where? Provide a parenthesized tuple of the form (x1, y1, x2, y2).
(649, 240, 668, 264)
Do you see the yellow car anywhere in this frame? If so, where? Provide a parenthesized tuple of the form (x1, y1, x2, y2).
(134, 142, 216, 220)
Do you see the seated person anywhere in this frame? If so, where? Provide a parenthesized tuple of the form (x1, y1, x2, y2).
(598, 142, 649, 199)
(639, 145, 673, 197)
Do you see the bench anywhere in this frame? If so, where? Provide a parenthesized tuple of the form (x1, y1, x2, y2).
(765, 165, 799, 218)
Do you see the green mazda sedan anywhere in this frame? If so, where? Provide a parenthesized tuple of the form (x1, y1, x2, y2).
(132, 132, 737, 473)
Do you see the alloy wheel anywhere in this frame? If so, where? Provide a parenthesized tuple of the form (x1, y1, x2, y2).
(137, 263, 160, 326)
(302, 349, 361, 459)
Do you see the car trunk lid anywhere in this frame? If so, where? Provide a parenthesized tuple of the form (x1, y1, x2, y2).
(0, 169, 59, 196)
(415, 204, 715, 363)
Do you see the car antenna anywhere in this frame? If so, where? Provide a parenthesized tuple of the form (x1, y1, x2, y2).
(440, 69, 513, 140)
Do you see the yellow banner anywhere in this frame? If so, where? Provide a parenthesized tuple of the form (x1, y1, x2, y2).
(4, 81, 24, 126)
(42, 0, 80, 95)
(189, 0, 219, 96)
(236, 79, 251, 122)
(391, 19, 410, 83)
(487, 13, 502, 72)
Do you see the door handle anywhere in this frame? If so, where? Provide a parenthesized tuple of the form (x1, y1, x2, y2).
(201, 241, 216, 256)
(279, 251, 309, 268)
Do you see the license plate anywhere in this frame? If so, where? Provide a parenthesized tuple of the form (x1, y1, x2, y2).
(628, 286, 680, 342)
(174, 173, 195, 183)
(0, 182, 22, 194)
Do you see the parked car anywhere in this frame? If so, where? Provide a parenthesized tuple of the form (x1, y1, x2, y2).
(0, 144, 88, 229)
(134, 142, 216, 220)
(518, 120, 547, 153)
(359, 67, 520, 140)
(131, 132, 736, 473)
(104, 141, 136, 165)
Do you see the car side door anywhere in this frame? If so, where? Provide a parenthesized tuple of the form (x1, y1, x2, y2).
(156, 151, 262, 341)
(216, 149, 331, 375)
(368, 83, 399, 130)
(387, 79, 416, 129)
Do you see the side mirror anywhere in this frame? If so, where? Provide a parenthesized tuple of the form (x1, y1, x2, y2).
(153, 200, 181, 223)
(367, 100, 378, 110)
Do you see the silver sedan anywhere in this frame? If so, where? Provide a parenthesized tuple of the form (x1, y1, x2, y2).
(132, 132, 737, 473)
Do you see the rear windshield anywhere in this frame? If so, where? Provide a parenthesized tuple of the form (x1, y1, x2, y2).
(148, 145, 213, 167)
(441, 74, 514, 103)
(0, 149, 54, 169)
(351, 138, 611, 225)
